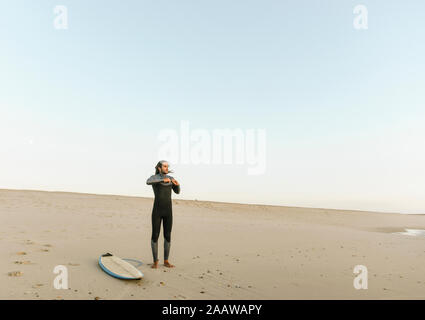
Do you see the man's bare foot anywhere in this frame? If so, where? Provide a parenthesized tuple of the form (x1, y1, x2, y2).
(151, 261, 159, 269)
(164, 260, 175, 268)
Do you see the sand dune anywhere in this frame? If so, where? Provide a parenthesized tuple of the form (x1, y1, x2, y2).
(1, 189, 425, 300)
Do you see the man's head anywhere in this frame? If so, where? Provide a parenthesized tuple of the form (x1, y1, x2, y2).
(155, 160, 169, 174)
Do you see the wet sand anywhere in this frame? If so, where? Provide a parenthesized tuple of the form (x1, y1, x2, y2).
(1, 189, 425, 300)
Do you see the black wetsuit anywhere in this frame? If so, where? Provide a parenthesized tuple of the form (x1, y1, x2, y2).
(146, 173, 180, 262)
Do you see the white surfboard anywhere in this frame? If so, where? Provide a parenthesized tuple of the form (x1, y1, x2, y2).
(98, 253, 143, 280)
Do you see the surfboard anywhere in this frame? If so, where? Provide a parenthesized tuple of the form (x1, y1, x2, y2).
(98, 253, 143, 280)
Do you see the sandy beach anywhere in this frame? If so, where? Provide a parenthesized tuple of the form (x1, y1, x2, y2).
(1, 188, 425, 300)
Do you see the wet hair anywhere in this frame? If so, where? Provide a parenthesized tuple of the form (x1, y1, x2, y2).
(155, 160, 174, 174)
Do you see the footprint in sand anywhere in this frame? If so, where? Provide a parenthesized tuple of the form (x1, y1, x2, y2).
(24, 240, 35, 245)
(8, 271, 23, 277)
(16, 252, 27, 255)
(32, 284, 43, 289)
(40, 249, 49, 252)
(43, 244, 53, 247)
(14, 261, 32, 265)
(68, 263, 80, 266)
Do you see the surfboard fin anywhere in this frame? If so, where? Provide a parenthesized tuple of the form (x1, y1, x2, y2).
(102, 253, 113, 257)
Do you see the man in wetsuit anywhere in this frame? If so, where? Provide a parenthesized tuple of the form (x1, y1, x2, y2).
(146, 160, 180, 269)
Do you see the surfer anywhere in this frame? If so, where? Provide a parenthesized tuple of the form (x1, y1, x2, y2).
(146, 160, 180, 269)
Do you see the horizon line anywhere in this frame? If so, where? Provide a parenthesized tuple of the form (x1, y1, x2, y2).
(0, 187, 419, 216)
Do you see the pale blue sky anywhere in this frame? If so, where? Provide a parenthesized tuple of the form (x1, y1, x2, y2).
(1, 1, 425, 213)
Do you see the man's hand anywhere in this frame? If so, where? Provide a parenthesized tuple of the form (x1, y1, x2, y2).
(164, 178, 171, 183)
(171, 178, 179, 186)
